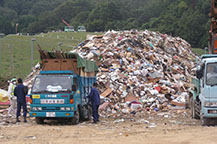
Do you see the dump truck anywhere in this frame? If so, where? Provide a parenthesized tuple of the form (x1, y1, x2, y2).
(188, 0, 217, 126)
(189, 55, 217, 126)
(29, 49, 98, 124)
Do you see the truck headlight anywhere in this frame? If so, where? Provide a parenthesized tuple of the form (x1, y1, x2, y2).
(32, 107, 37, 111)
(66, 107, 70, 111)
(38, 107, 42, 111)
(60, 107, 65, 111)
(204, 102, 217, 107)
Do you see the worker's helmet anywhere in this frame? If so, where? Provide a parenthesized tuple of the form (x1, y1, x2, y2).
(11, 78, 16, 82)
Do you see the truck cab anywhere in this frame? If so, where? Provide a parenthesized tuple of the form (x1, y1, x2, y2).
(77, 26, 86, 32)
(189, 55, 217, 126)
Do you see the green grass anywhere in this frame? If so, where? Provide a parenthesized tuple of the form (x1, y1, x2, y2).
(191, 48, 206, 56)
(0, 32, 102, 79)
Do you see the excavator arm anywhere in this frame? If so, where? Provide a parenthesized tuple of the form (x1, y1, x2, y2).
(209, 0, 217, 54)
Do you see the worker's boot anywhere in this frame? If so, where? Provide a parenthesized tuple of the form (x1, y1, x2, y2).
(16, 117, 20, 123)
(24, 117, 27, 123)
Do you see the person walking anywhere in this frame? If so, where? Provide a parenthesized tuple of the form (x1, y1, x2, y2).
(14, 78, 28, 122)
(87, 82, 100, 123)
(8, 78, 17, 117)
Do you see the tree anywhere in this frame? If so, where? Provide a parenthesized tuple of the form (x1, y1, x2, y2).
(0, 16, 13, 34)
(17, 15, 36, 33)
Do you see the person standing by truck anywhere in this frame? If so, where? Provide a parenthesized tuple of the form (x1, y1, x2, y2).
(14, 78, 28, 123)
(87, 82, 100, 123)
(8, 78, 17, 117)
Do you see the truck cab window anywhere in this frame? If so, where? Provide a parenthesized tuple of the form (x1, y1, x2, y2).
(206, 63, 217, 85)
(32, 76, 72, 93)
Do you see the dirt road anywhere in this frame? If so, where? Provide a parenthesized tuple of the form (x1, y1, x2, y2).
(1, 109, 217, 144)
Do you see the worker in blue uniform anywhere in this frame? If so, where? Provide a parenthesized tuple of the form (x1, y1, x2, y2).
(14, 78, 28, 123)
(87, 82, 100, 123)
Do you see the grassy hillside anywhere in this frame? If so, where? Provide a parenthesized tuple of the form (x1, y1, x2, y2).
(191, 48, 206, 56)
(0, 32, 101, 79)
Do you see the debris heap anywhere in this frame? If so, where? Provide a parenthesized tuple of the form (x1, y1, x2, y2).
(74, 30, 197, 116)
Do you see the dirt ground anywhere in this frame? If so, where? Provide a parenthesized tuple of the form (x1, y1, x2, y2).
(1, 109, 217, 144)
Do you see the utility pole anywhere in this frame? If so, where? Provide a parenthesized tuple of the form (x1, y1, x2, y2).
(0, 34, 5, 72)
(9, 44, 14, 75)
(31, 38, 36, 70)
(16, 23, 19, 34)
(0, 38, 1, 71)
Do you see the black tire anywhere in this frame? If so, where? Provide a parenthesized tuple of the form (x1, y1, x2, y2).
(190, 96, 200, 119)
(80, 105, 92, 121)
(71, 107, 80, 125)
(85, 105, 92, 121)
(200, 104, 210, 126)
(201, 117, 210, 126)
(36, 117, 44, 124)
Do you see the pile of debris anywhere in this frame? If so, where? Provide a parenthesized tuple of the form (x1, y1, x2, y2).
(73, 30, 197, 117)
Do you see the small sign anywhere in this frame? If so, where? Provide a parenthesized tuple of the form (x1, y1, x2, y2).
(32, 95, 40, 99)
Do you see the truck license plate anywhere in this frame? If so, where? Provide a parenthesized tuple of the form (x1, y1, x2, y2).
(46, 112, 55, 117)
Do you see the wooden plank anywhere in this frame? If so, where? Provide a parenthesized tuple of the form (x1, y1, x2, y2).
(101, 88, 113, 97)
(42, 59, 61, 71)
(171, 100, 185, 107)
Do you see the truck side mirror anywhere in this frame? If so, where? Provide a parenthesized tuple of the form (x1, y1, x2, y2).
(196, 69, 203, 79)
(72, 85, 77, 91)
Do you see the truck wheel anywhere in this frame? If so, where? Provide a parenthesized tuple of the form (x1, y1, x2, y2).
(71, 108, 80, 125)
(80, 105, 92, 121)
(190, 97, 200, 119)
(200, 117, 210, 126)
(85, 105, 92, 121)
(200, 105, 210, 126)
(36, 117, 44, 124)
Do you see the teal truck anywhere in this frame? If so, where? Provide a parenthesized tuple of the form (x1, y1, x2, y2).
(29, 51, 98, 124)
(189, 55, 217, 126)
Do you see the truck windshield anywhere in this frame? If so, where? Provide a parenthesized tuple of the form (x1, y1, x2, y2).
(32, 75, 72, 93)
(206, 63, 217, 86)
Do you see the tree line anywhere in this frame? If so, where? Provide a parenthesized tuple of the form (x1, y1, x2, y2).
(0, 0, 210, 48)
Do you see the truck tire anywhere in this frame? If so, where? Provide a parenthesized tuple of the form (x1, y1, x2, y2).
(85, 105, 92, 121)
(190, 96, 200, 119)
(71, 108, 80, 125)
(80, 105, 92, 121)
(36, 117, 44, 124)
(201, 117, 210, 126)
(200, 104, 210, 126)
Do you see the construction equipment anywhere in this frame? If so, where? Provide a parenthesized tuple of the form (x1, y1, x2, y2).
(77, 26, 86, 32)
(29, 46, 98, 124)
(209, 0, 217, 53)
(62, 20, 74, 32)
(188, 0, 217, 126)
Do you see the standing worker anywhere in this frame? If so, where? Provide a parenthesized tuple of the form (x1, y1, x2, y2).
(87, 82, 100, 123)
(8, 78, 17, 117)
(14, 78, 28, 122)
